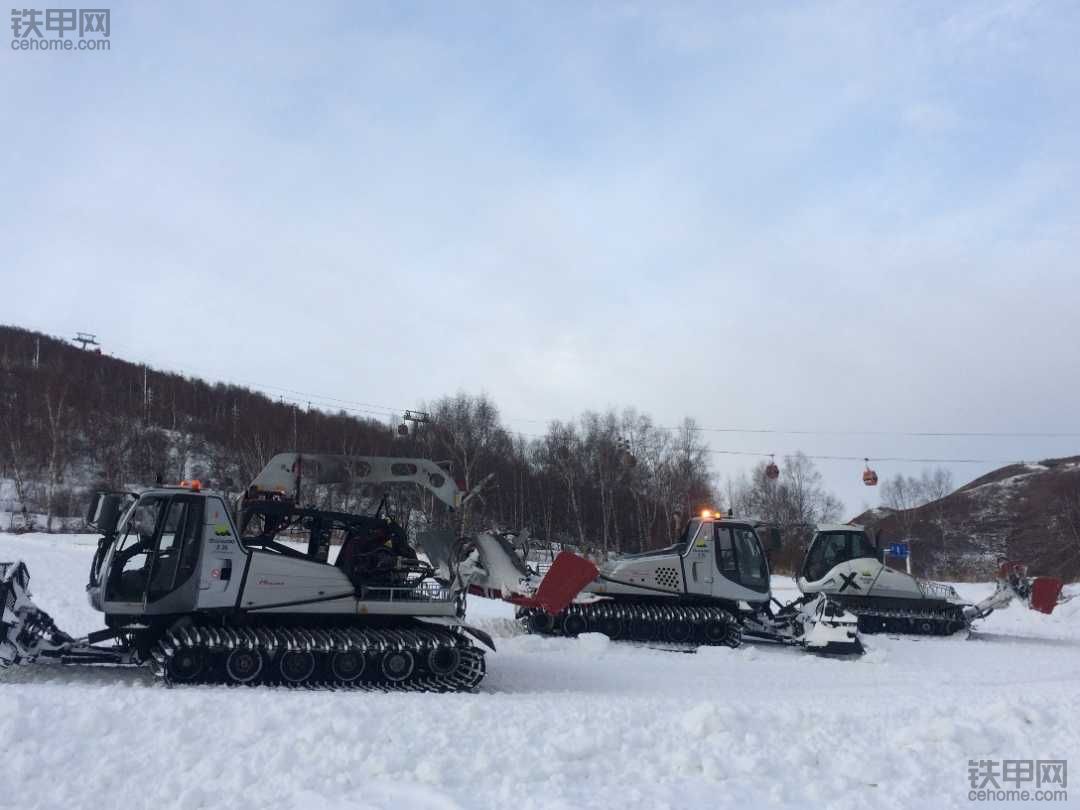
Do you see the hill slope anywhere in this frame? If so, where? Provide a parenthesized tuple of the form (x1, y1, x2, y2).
(854, 457, 1080, 580)
(0, 324, 395, 520)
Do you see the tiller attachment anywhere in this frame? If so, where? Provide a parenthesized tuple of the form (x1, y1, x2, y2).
(0, 561, 74, 669)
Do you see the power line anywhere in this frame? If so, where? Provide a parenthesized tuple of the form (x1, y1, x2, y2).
(75, 334, 408, 419)
(37, 327, 1077, 458)
(676, 426, 1080, 439)
(499, 415, 1079, 440)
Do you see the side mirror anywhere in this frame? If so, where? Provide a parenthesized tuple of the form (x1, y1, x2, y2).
(87, 492, 125, 535)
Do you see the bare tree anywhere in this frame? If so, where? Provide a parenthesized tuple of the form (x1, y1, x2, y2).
(880, 473, 924, 541)
(426, 393, 507, 533)
(731, 452, 843, 527)
(920, 467, 954, 503)
(541, 421, 587, 548)
(43, 385, 70, 532)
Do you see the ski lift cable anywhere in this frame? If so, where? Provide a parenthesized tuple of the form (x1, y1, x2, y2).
(705, 449, 1031, 465)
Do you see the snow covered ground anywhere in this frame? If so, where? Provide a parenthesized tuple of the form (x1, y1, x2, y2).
(2, 533, 1078, 810)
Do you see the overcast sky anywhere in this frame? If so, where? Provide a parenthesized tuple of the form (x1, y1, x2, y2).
(3, 1, 1079, 514)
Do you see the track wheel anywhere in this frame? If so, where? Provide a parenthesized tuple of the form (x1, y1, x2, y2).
(562, 612, 587, 637)
(167, 648, 205, 682)
(665, 618, 692, 643)
(225, 648, 263, 684)
(596, 614, 625, 640)
(704, 617, 737, 646)
(279, 650, 316, 684)
(427, 646, 461, 676)
(527, 611, 555, 635)
(917, 619, 935, 635)
(381, 650, 415, 682)
(330, 651, 366, 682)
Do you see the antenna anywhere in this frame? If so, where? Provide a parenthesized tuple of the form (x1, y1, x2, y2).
(73, 332, 100, 351)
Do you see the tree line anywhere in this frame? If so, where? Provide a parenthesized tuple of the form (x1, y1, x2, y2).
(6, 324, 1074, 579)
(0, 325, 850, 550)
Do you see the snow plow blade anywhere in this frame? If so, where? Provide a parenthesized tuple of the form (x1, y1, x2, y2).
(1029, 577, 1064, 615)
(517, 552, 599, 615)
(0, 561, 74, 668)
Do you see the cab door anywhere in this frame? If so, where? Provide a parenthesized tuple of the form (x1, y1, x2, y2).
(713, 525, 771, 598)
(684, 520, 715, 595)
(144, 496, 204, 610)
(103, 494, 203, 614)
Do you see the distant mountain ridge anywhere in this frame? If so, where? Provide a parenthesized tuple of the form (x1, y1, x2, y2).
(853, 457, 1080, 581)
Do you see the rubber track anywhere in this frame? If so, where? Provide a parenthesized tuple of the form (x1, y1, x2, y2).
(848, 604, 968, 636)
(521, 602, 742, 648)
(150, 624, 486, 692)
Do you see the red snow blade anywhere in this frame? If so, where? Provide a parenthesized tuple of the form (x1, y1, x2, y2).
(1030, 577, 1064, 615)
(519, 552, 598, 615)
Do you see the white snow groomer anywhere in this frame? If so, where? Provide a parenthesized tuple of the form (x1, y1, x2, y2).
(453, 512, 863, 655)
(797, 524, 1064, 635)
(1, 453, 493, 691)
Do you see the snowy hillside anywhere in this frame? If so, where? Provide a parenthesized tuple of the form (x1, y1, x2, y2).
(856, 456, 1080, 581)
(2, 533, 1078, 810)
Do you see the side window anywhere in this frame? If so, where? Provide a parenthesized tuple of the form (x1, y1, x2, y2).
(732, 528, 768, 590)
(693, 521, 714, 547)
(680, 519, 701, 547)
(175, 502, 205, 587)
(716, 528, 737, 576)
(148, 501, 187, 601)
(148, 499, 204, 601)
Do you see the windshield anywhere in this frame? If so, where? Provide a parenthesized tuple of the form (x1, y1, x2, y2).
(118, 496, 166, 549)
(112, 497, 141, 537)
(803, 531, 876, 582)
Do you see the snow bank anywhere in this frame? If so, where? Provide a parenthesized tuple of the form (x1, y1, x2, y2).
(1, 534, 1078, 810)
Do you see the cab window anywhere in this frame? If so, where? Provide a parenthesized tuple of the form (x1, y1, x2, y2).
(732, 528, 768, 590)
(850, 531, 877, 560)
(715, 528, 737, 576)
(714, 527, 769, 592)
(803, 532, 874, 582)
(681, 519, 701, 545)
(692, 521, 714, 547)
(147, 498, 203, 601)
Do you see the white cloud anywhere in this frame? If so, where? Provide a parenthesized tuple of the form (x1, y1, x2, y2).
(2, 0, 1078, 512)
